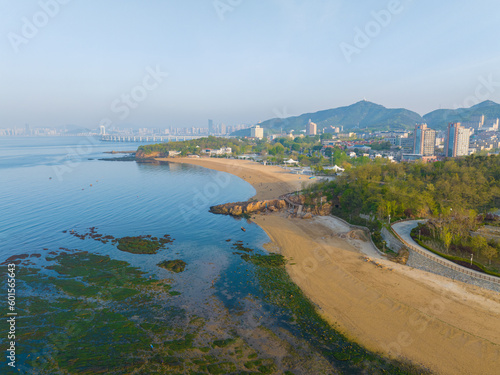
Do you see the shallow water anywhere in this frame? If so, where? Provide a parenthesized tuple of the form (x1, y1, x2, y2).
(0, 136, 424, 374)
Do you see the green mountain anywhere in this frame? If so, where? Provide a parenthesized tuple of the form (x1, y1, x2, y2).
(423, 100, 500, 129)
(241, 101, 424, 134)
(231, 100, 500, 136)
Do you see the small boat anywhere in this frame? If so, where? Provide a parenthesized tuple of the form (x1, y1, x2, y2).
(241, 227, 246, 232)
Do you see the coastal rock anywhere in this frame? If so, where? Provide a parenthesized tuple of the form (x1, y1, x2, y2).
(135, 150, 168, 159)
(210, 199, 287, 217)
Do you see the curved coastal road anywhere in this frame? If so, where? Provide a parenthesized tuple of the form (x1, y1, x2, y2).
(392, 220, 500, 285)
(391, 220, 426, 248)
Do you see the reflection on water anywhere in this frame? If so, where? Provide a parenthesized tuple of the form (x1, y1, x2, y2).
(0, 137, 424, 374)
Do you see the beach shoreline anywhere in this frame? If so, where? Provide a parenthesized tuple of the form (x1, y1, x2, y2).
(156, 157, 307, 201)
(158, 156, 500, 375)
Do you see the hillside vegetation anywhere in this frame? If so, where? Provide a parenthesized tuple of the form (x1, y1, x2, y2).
(310, 155, 500, 220)
(238, 100, 500, 135)
(137, 136, 258, 156)
(255, 101, 423, 132)
(424, 100, 500, 129)
(304, 154, 500, 272)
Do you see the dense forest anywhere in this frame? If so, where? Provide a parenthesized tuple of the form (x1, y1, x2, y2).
(312, 155, 500, 220)
(304, 154, 500, 272)
(137, 136, 259, 156)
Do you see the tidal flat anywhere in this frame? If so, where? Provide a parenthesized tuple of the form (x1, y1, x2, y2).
(0, 242, 430, 374)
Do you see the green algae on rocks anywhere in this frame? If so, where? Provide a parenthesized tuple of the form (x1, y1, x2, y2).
(241, 253, 287, 268)
(158, 259, 187, 273)
(3, 250, 290, 374)
(66, 228, 174, 254)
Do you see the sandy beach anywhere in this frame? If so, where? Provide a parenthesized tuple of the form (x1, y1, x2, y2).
(157, 157, 308, 200)
(159, 156, 500, 375)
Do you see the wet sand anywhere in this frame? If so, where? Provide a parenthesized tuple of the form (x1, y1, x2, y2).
(160, 156, 500, 375)
(157, 157, 308, 200)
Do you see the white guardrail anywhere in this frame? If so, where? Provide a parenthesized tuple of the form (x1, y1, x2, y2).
(391, 220, 500, 285)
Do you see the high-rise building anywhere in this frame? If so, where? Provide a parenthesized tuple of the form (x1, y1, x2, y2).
(306, 119, 317, 136)
(251, 125, 264, 139)
(99, 125, 106, 135)
(484, 118, 499, 131)
(220, 123, 226, 135)
(445, 122, 470, 157)
(413, 124, 436, 156)
(463, 115, 485, 130)
(208, 119, 214, 134)
(400, 136, 414, 153)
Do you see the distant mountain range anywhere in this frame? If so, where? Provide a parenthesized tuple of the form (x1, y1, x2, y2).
(423, 100, 500, 128)
(232, 100, 500, 136)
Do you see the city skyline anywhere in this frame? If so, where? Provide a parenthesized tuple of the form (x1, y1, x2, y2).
(1, 0, 500, 129)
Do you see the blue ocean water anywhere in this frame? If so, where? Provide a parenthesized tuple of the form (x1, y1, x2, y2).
(0, 137, 411, 374)
(0, 136, 271, 301)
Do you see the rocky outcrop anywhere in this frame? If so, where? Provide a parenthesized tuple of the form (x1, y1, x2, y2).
(135, 150, 168, 159)
(284, 194, 333, 217)
(210, 199, 287, 216)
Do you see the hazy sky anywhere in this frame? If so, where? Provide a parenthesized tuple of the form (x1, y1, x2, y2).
(1, 0, 500, 129)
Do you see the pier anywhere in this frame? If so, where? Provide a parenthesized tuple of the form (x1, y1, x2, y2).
(100, 135, 204, 142)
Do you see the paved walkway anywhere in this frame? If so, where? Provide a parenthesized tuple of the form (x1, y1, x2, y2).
(392, 220, 500, 292)
(391, 220, 426, 247)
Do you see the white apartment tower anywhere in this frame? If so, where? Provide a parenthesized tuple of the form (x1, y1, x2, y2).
(306, 119, 317, 136)
(445, 122, 470, 157)
(251, 125, 264, 139)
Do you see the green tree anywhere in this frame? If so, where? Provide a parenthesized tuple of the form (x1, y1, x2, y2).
(441, 228, 453, 253)
(482, 245, 498, 265)
(470, 235, 488, 256)
(321, 133, 333, 140)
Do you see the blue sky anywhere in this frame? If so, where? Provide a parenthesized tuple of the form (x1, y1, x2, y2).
(1, 0, 500, 129)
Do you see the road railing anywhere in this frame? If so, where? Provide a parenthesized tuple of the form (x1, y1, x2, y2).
(391, 221, 500, 285)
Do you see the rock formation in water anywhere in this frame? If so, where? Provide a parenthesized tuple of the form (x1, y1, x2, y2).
(210, 199, 287, 216)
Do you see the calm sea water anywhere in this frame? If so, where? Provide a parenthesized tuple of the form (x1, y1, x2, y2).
(0, 137, 410, 374)
(0, 136, 272, 305)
